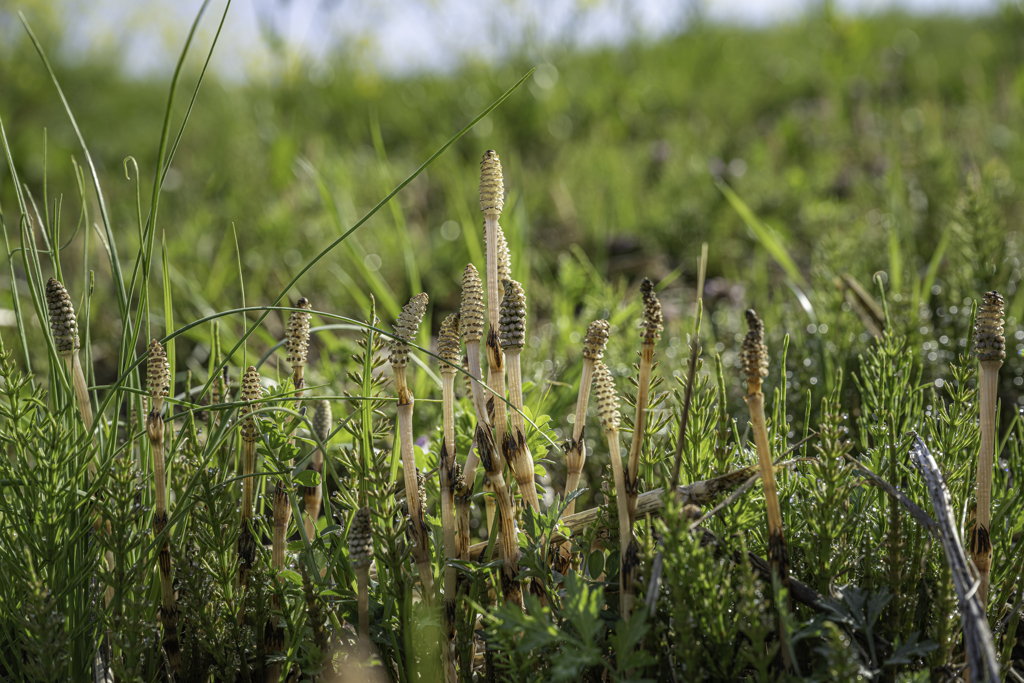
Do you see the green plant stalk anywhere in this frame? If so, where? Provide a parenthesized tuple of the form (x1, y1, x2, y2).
(973, 359, 1001, 612)
(564, 357, 596, 516)
(147, 408, 179, 672)
(395, 366, 435, 601)
(503, 347, 539, 511)
(440, 372, 459, 683)
(745, 378, 792, 671)
(625, 343, 654, 526)
(607, 427, 635, 620)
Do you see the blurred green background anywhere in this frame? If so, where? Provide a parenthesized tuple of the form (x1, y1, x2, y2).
(3, 0, 1024, 408)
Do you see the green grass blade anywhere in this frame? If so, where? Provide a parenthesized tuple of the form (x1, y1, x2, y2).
(715, 177, 808, 288)
(162, 229, 176, 400)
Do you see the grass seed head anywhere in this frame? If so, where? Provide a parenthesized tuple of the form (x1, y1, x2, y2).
(582, 319, 611, 360)
(594, 361, 620, 432)
(147, 339, 170, 409)
(348, 507, 374, 569)
(438, 313, 462, 374)
(499, 279, 527, 349)
(975, 291, 1006, 361)
(45, 278, 79, 354)
(639, 278, 663, 344)
(389, 293, 429, 369)
(479, 150, 504, 218)
(460, 264, 485, 342)
(240, 366, 262, 443)
(285, 297, 313, 368)
(740, 309, 770, 381)
(312, 399, 332, 444)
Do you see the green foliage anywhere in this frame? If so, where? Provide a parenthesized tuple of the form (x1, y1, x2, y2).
(5, 5, 1024, 682)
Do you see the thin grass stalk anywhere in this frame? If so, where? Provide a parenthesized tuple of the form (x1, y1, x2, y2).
(305, 399, 332, 540)
(499, 279, 539, 511)
(973, 291, 1005, 613)
(741, 309, 792, 670)
(564, 320, 610, 516)
(237, 366, 262, 611)
(438, 313, 462, 682)
(626, 278, 662, 526)
(349, 507, 374, 654)
(594, 361, 635, 619)
(390, 293, 434, 600)
(145, 340, 179, 672)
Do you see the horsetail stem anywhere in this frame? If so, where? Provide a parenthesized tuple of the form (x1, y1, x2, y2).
(237, 365, 262, 601)
(500, 278, 539, 511)
(349, 506, 374, 650)
(461, 263, 489, 498)
(625, 278, 661, 526)
(594, 360, 636, 620)
(146, 339, 178, 671)
(46, 277, 93, 432)
(741, 308, 792, 670)
(304, 399, 332, 540)
(973, 290, 1005, 613)
(389, 293, 435, 600)
(267, 298, 313, 674)
(438, 313, 461, 682)
(563, 319, 610, 517)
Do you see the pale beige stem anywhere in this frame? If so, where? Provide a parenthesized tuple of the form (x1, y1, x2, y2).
(504, 348, 539, 511)
(68, 351, 94, 433)
(462, 340, 486, 508)
(475, 425, 523, 607)
(564, 358, 596, 516)
(625, 345, 654, 524)
(440, 374, 459, 682)
(395, 367, 434, 600)
(484, 216, 501, 332)
(607, 431, 635, 619)
(746, 379, 792, 670)
(973, 360, 1002, 611)
(485, 334, 510, 481)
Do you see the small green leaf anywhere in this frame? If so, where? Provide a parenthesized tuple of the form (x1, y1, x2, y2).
(279, 570, 303, 585)
(587, 550, 604, 579)
(294, 470, 321, 487)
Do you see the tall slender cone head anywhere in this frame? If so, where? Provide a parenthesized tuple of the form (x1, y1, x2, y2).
(240, 366, 262, 443)
(582, 319, 611, 360)
(461, 264, 486, 342)
(389, 293, 429, 369)
(975, 291, 1006, 362)
(285, 297, 313, 368)
(147, 339, 170, 411)
(594, 361, 620, 432)
(740, 309, 769, 382)
(438, 313, 462, 374)
(499, 279, 527, 349)
(312, 399, 332, 444)
(639, 278, 663, 344)
(479, 150, 504, 218)
(348, 507, 374, 569)
(46, 278, 80, 354)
